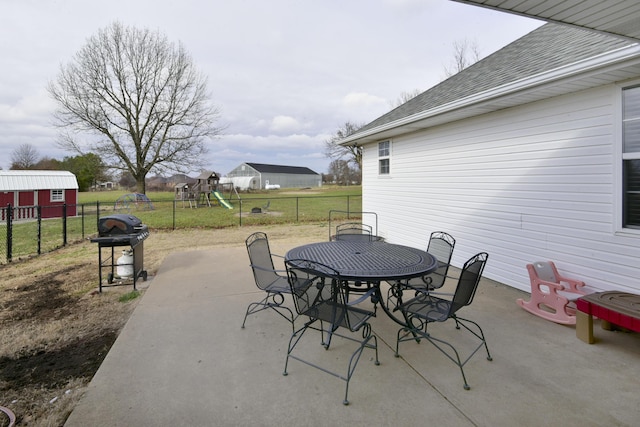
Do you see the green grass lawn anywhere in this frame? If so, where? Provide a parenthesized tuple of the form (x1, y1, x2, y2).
(2, 186, 363, 262)
(78, 186, 363, 229)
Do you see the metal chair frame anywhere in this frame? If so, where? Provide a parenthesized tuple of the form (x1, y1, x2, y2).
(283, 259, 380, 405)
(386, 231, 456, 312)
(328, 210, 379, 242)
(242, 232, 295, 332)
(396, 252, 492, 390)
(334, 222, 374, 242)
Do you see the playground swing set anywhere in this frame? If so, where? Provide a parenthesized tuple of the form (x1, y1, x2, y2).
(174, 171, 239, 209)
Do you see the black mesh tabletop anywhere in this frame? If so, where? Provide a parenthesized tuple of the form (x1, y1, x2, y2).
(286, 241, 437, 281)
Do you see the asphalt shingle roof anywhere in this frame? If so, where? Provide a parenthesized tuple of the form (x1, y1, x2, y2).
(356, 23, 632, 134)
(245, 163, 319, 175)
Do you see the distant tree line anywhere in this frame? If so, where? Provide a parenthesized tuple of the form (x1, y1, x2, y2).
(9, 143, 109, 192)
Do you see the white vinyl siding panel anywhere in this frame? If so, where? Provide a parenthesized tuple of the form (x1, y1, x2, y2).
(362, 84, 640, 294)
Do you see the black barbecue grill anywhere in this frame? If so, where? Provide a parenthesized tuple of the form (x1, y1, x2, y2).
(91, 214, 149, 292)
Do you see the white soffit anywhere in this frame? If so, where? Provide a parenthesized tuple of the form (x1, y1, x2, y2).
(450, 0, 640, 42)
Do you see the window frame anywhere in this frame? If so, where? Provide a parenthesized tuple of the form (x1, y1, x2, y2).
(617, 82, 640, 235)
(51, 189, 64, 203)
(378, 140, 391, 176)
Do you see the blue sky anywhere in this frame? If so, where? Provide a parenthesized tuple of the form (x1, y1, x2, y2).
(0, 0, 542, 177)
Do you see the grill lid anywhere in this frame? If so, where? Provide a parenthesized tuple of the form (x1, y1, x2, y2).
(98, 214, 144, 236)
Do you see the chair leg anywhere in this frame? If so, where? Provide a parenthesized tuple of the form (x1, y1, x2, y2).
(454, 316, 493, 362)
(423, 332, 472, 390)
(241, 293, 296, 333)
(396, 318, 491, 390)
(285, 320, 379, 405)
(283, 320, 313, 376)
(343, 333, 379, 405)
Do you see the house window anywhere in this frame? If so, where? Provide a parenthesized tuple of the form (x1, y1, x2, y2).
(623, 85, 640, 229)
(51, 189, 64, 202)
(378, 140, 391, 175)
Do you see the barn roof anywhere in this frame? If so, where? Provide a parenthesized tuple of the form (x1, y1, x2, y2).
(245, 162, 319, 175)
(0, 170, 79, 191)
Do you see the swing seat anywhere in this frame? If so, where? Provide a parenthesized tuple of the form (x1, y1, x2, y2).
(517, 261, 589, 325)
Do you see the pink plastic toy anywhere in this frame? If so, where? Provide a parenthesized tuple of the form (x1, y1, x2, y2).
(517, 261, 589, 325)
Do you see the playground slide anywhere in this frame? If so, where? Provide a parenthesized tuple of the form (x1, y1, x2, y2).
(212, 191, 233, 209)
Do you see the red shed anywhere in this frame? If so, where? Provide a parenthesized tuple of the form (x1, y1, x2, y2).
(0, 170, 79, 220)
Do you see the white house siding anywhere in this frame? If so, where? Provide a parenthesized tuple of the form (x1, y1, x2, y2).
(362, 84, 640, 294)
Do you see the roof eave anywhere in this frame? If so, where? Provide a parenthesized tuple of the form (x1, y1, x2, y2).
(341, 43, 640, 146)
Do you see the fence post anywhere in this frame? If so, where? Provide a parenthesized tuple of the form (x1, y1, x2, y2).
(239, 200, 243, 226)
(6, 204, 12, 262)
(81, 204, 85, 239)
(62, 203, 68, 246)
(37, 205, 42, 255)
(173, 200, 176, 230)
(296, 198, 299, 222)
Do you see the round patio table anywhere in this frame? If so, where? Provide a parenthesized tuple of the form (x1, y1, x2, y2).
(286, 240, 437, 324)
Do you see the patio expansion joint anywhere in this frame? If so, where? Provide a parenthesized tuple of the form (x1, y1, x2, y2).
(375, 333, 479, 427)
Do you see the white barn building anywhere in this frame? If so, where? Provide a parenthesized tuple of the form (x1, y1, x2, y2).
(226, 163, 321, 190)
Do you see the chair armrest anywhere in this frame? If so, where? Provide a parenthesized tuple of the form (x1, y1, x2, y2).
(347, 288, 377, 306)
(271, 253, 285, 259)
(423, 291, 454, 298)
(533, 279, 566, 291)
(556, 276, 587, 294)
(249, 263, 288, 275)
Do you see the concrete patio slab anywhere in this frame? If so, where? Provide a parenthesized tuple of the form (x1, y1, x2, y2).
(65, 239, 640, 427)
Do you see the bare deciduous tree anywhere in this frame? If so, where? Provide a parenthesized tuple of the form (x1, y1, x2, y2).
(10, 143, 40, 170)
(443, 38, 481, 78)
(328, 159, 360, 185)
(324, 121, 365, 172)
(48, 22, 223, 193)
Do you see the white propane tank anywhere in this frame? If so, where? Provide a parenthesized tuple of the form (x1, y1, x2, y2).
(117, 249, 134, 278)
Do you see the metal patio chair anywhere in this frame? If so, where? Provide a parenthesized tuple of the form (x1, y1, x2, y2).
(283, 258, 380, 405)
(328, 210, 381, 242)
(395, 252, 492, 390)
(386, 231, 455, 311)
(334, 222, 374, 242)
(242, 232, 295, 332)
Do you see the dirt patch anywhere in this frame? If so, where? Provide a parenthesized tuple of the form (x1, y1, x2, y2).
(0, 333, 116, 390)
(0, 223, 326, 426)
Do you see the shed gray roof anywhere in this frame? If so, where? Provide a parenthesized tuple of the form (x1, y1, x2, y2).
(356, 23, 631, 136)
(245, 163, 319, 175)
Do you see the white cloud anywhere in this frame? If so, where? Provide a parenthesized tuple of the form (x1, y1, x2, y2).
(0, 0, 543, 174)
(269, 116, 304, 133)
(342, 92, 388, 109)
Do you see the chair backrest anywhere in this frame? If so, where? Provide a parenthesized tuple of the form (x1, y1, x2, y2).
(531, 261, 558, 283)
(245, 232, 280, 290)
(286, 259, 356, 329)
(425, 231, 456, 289)
(450, 252, 489, 315)
(328, 210, 378, 241)
(334, 223, 373, 242)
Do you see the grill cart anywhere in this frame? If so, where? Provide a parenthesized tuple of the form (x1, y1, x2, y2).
(90, 214, 149, 292)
